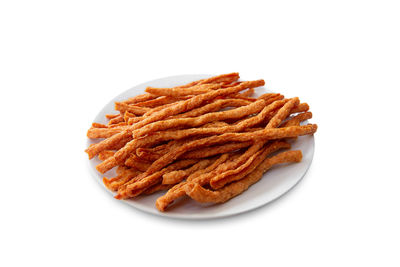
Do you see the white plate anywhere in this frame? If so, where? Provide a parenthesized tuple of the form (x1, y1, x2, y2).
(87, 74, 315, 219)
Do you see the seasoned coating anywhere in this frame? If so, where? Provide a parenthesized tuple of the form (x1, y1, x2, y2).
(116, 159, 198, 198)
(98, 150, 115, 161)
(114, 102, 150, 115)
(210, 141, 290, 189)
(162, 158, 215, 185)
(96, 124, 316, 174)
(182, 142, 253, 159)
(155, 153, 232, 211)
(131, 99, 266, 139)
(186, 150, 302, 203)
(85, 79, 265, 159)
(146, 83, 223, 97)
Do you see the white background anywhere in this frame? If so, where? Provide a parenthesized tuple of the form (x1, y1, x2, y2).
(1, 0, 399, 266)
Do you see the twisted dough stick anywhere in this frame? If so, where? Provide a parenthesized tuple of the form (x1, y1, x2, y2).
(162, 158, 216, 185)
(155, 141, 290, 211)
(155, 153, 232, 210)
(86, 79, 265, 159)
(210, 141, 291, 189)
(146, 83, 224, 97)
(186, 150, 303, 203)
(99, 123, 316, 175)
(115, 159, 199, 198)
(131, 99, 266, 139)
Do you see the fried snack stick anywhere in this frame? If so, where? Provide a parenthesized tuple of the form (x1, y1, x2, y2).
(122, 93, 158, 105)
(108, 122, 127, 128)
(143, 183, 174, 195)
(162, 158, 216, 185)
(87, 126, 128, 139)
(135, 134, 243, 161)
(124, 154, 152, 172)
(103, 167, 142, 191)
(114, 102, 150, 115)
(146, 83, 224, 97)
(186, 150, 302, 204)
(173, 99, 252, 119)
(131, 99, 266, 139)
(131, 99, 286, 143)
(127, 102, 180, 125)
(132, 96, 185, 108)
(86, 79, 265, 159)
(99, 123, 316, 175)
(282, 112, 312, 127)
(258, 93, 279, 101)
(238, 88, 255, 97)
(264, 94, 285, 106)
(181, 141, 253, 159)
(92, 122, 108, 128)
(123, 111, 136, 123)
(160, 72, 240, 89)
(127, 141, 281, 201)
(215, 97, 299, 188)
(155, 141, 289, 211)
(105, 114, 120, 120)
(98, 150, 115, 161)
(108, 114, 124, 125)
(115, 159, 199, 198)
(210, 141, 291, 189)
(153, 98, 298, 196)
(155, 153, 232, 209)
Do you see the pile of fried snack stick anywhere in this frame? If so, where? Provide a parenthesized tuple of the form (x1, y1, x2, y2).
(86, 73, 317, 211)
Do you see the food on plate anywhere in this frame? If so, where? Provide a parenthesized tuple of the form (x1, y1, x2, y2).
(86, 73, 317, 211)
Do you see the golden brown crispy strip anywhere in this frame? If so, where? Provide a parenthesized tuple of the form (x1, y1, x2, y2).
(105, 114, 120, 120)
(131, 99, 266, 139)
(155, 153, 232, 210)
(103, 167, 142, 191)
(92, 122, 108, 128)
(196, 73, 240, 85)
(162, 158, 215, 185)
(154, 142, 283, 210)
(239, 88, 255, 97)
(185, 150, 303, 204)
(132, 96, 181, 108)
(267, 98, 300, 128)
(182, 141, 253, 159)
(114, 102, 150, 115)
(116, 159, 198, 198)
(258, 93, 279, 101)
(290, 103, 309, 114)
(123, 111, 136, 122)
(210, 141, 291, 189)
(97, 124, 316, 174)
(86, 79, 264, 159)
(146, 83, 223, 97)
(124, 154, 151, 172)
(282, 112, 312, 127)
(108, 122, 127, 128)
(108, 114, 124, 125)
(173, 99, 252, 119)
(127, 102, 180, 125)
(231, 97, 299, 183)
(87, 127, 127, 139)
(131, 99, 287, 143)
(143, 183, 174, 195)
(122, 93, 158, 105)
(98, 150, 115, 161)
(264, 94, 285, 106)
